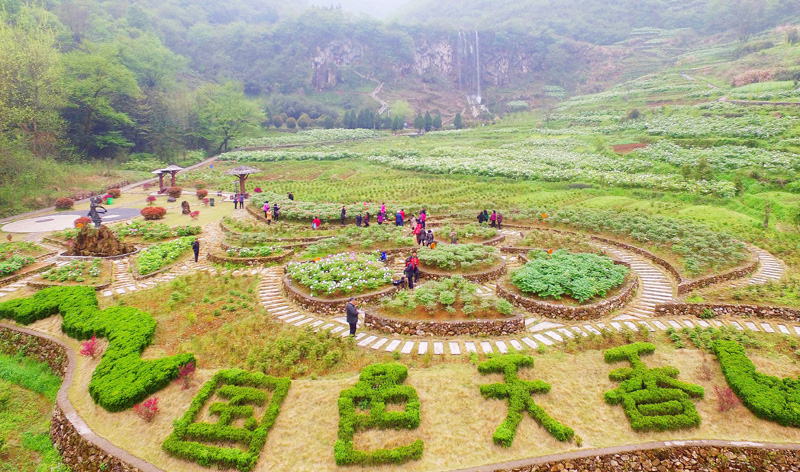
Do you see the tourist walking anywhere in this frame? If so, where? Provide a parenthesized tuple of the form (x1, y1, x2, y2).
(377, 212, 384, 225)
(414, 222, 423, 245)
(233, 194, 239, 210)
(273, 203, 280, 221)
(346, 298, 360, 336)
(490, 210, 497, 228)
(364, 212, 370, 227)
(395, 210, 403, 227)
(312, 216, 321, 230)
(341, 206, 347, 225)
(381, 202, 386, 215)
(356, 214, 363, 227)
(266, 208, 272, 225)
(477, 210, 484, 224)
(497, 212, 503, 229)
(238, 194, 245, 209)
(263, 201, 269, 218)
(288, 192, 294, 201)
(450, 230, 457, 245)
(404, 261, 415, 290)
(425, 230, 434, 247)
(192, 238, 200, 262)
(419, 210, 426, 229)
(410, 250, 420, 284)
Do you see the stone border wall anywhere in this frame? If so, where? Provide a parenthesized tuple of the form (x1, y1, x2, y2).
(281, 274, 399, 316)
(207, 250, 293, 266)
(461, 441, 800, 472)
(417, 261, 507, 284)
(654, 302, 800, 322)
(56, 247, 140, 261)
(0, 323, 163, 472)
(365, 311, 525, 337)
(27, 279, 113, 292)
(676, 251, 760, 294)
(496, 271, 638, 321)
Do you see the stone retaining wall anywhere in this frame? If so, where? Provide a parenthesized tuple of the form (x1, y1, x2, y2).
(281, 274, 399, 316)
(496, 273, 638, 321)
(27, 279, 113, 292)
(654, 302, 800, 322)
(472, 443, 800, 472)
(56, 248, 139, 261)
(676, 252, 759, 294)
(0, 324, 162, 472)
(0, 261, 57, 288)
(207, 250, 293, 266)
(365, 311, 524, 336)
(417, 261, 507, 284)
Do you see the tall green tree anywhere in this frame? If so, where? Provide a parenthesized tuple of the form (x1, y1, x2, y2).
(192, 81, 264, 154)
(432, 114, 442, 130)
(453, 112, 463, 129)
(413, 113, 424, 133)
(424, 111, 432, 132)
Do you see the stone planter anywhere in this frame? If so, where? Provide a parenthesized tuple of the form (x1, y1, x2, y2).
(676, 251, 759, 294)
(281, 274, 399, 316)
(0, 261, 57, 288)
(365, 310, 524, 337)
(207, 250, 293, 266)
(56, 247, 139, 261)
(654, 302, 800, 323)
(496, 273, 638, 321)
(417, 260, 507, 284)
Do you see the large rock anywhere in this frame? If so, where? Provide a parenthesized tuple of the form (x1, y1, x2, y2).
(66, 225, 135, 257)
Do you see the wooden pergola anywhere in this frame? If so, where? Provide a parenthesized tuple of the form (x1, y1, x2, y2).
(161, 164, 184, 187)
(151, 169, 167, 191)
(225, 166, 261, 195)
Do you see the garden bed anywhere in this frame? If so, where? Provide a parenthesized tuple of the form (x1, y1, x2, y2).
(27, 259, 113, 290)
(365, 310, 525, 337)
(207, 249, 293, 266)
(282, 274, 399, 316)
(0, 261, 57, 288)
(417, 260, 507, 284)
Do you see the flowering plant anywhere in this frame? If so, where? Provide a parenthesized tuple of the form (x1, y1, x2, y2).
(286, 252, 391, 297)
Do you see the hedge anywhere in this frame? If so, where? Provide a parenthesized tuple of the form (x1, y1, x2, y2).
(478, 354, 574, 447)
(162, 369, 290, 472)
(0, 286, 195, 412)
(713, 339, 800, 427)
(335, 363, 423, 466)
(604, 343, 704, 432)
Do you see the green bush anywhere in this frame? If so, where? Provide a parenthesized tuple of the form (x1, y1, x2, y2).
(115, 221, 200, 241)
(0, 286, 195, 411)
(478, 354, 574, 447)
(162, 369, 290, 472)
(604, 343, 704, 432)
(511, 250, 628, 303)
(137, 237, 194, 275)
(714, 339, 800, 427)
(417, 243, 499, 271)
(380, 276, 513, 318)
(42, 259, 101, 283)
(226, 246, 282, 258)
(335, 363, 423, 466)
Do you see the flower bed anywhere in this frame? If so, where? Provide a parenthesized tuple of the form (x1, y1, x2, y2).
(249, 193, 384, 223)
(417, 243, 501, 272)
(301, 225, 414, 258)
(136, 237, 194, 275)
(38, 259, 105, 285)
(285, 252, 392, 298)
(438, 223, 498, 242)
(226, 246, 282, 258)
(0, 242, 45, 277)
(380, 277, 514, 320)
(113, 221, 201, 241)
(511, 250, 629, 303)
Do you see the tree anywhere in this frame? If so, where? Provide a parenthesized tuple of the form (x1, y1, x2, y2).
(323, 115, 335, 129)
(192, 81, 265, 154)
(117, 33, 187, 89)
(432, 114, 442, 130)
(413, 114, 424, 134)
(391, 115, 402, 133)
(62, 42, 141, 156)
(298, 113, 311, 129)
(424, 111, 432, 132)
(272, 115, 283, 128)
(286, 117, 296, 129)
(454, 113, 463, 129)
(694, 156, 714, 181)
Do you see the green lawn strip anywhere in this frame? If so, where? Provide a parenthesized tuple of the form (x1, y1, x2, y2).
(0, 353, 61, 402)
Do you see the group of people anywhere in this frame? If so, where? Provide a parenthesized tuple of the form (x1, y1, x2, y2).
(231, 193, 245, 209)
(477, 209, 503, 228)
(261, 201, 280, 224)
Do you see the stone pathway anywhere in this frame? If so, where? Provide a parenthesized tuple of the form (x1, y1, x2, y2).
(733, 246, 785, 287)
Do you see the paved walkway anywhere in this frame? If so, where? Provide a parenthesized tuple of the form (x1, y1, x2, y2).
(734, 246, 785, 287)
(2, 208, 143, 233)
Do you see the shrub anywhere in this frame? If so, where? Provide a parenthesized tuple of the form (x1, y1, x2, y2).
(226, 246, 282, 258)
(80, 335, 101, 358)
(511, 250, 629, 303)
(146, 195, 157, 205)
(107, 188, 121, 198)
(137, 237, 194, 275)
(254, 187, 262, 193)
(168, 187, 183, 198)
(335, 363, 423, 466)
(478, 354, 574, 447)
(54, 197, 74, 210)
(714, 385, 740, 412)
(713, 339, 800, 427)
(174, 362, 195, 390)
(417, 243, 499, 271)
(133, 397, 158, 422)
(74, 216, 92, 228)
(196, 189, 208, 199)
(162, 369, 290, 472)
(381, 276, 513, 318)
(604, 343, 704, 432)
(0, 286, 195, 411)
(140, 206, 167, 220)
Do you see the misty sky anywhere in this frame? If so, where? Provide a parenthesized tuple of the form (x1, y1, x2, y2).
(308, 0, 413, 18)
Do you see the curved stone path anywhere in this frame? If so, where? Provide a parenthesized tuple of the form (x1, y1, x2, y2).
(734, 246, 785, 287)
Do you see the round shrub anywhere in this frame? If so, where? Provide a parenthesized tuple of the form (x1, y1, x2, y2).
(254, 187, 263, 193)
(54, 197, 74, 210)
(146, 195, 157, 205)
(141, 206, 167, 221)
(196, 189, 208, 199)
(286, 252, 391, 297)
(511, 250, 629, 303)
(107, 188, 121, 198)
(167, 187, 182, 198)
(74, 216, 92, 228)
(417, 243, 500, 271)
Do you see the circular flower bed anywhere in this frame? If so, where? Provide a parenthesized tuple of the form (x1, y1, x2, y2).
(439, 223, 498, 242)
(226, 246, 282, 258)
(417, 243, 500, 272)
(380, 276, 513, 320)
(286, 252, 391, 297)
(511, 250, 629, 303)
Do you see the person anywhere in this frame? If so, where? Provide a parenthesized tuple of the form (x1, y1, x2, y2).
(238, 194, 245, 209)
(400, 208, 405, 220)
(409, 215, 417, 230)
(266, 208, 273, 225)
(410, 250, 420, 284)
(356, 214, 363, 227)
(425, 230, 434, 247)
(273, 202, 280, 221)
(233, 193, 239, 210)
(414, 222, 423, 245)
(450, 230, 458, 245)
(341, 205, 346, 226)
(392, 275, 407, 289)
(404, 260, 415, 290)
(477, 210, 484, 224)
(395, 210, 403, 227)
(497, 212, 503, 229)
(380, 251, 387, 261)
(346, 297, 360, 336)
(288, 192, 294, 201)
(263, 201, 269, 219)
(192, 238, 200, 262)
(377, 212, 384, 225)
(312, 216, 321, 230)
(483, 209, 489, 223)
(381, 202, 386, 215)
(490, 210, 497, 228)
(364, 212, 370, 227)
(419, 210, 426, 229)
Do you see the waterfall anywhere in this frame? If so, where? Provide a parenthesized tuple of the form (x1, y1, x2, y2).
(474, 30, 481, 104)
